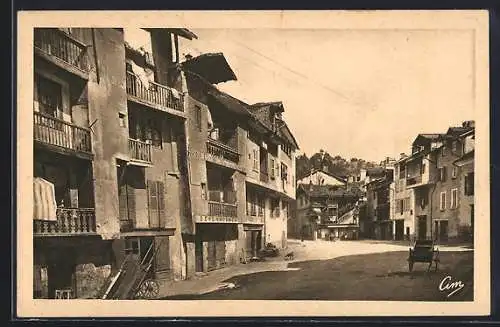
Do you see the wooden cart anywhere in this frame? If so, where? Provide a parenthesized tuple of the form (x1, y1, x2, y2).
(102, 240, 162, 300)
(408, 239, 440, 272)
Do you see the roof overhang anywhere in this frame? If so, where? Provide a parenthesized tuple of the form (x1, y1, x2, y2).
(181, 52, 237, 84)
(142, 28, 198, 40)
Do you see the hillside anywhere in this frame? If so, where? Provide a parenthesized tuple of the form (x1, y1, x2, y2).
(296, 150, 379, 180)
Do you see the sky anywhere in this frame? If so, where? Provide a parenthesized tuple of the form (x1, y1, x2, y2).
(124, 28, 475, 162)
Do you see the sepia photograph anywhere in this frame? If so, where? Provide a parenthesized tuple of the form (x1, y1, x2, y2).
(17, 10, 490, 317)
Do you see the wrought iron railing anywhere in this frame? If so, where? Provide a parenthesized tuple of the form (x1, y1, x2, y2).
(128, 138, 152, 163)
(34, 28, 89, 72)
(126, 71, 183, 112)
(34, 208, 96, 236)
(34, 111, 92, 153)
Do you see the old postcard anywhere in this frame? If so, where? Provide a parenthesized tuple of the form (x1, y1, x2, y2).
(17, 10, 490, 317)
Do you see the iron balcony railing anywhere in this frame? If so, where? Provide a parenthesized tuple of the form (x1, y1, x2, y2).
(34, 208, 96, 236)
(206, 138, 240, 163)
(126, 71, 184, 112)
(208, 201, 238, 218)
(34, 111, 92, 153)
(34, 28, 89, 73)
(128, 138, 153, 163)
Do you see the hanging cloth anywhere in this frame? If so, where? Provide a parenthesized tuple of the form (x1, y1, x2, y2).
(33, 177, 57, 221)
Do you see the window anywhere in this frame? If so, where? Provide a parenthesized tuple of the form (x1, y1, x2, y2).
(252, 149, 259, 171)
(451, 188, 458, 209)
(465, 172, 474, 196)
(420, 193, 427, 207)
(441, 146, 447, 157)
(281, 163, 289, 182)
(270, 158, 276, 179)
(130, 113, 162, 148)
(271, 199, 280, 217)
(403, 197, 411, 212)
(452, 141, 458, 153)
(420, 162, 426, 175)
(282, 144, 292, 157)
(257, 196, 265, 217)
(452, 167, 458, 179)
(440, 191, 446, 211)
(201, 183, 207, 200)
(439, 167, 447, 182)
(119, 113, 127, 128)
(35, 74, 63, 117)
(195, 106, 202, 131)
(398, 199, 404, 214)
(124, 238, 140, 255)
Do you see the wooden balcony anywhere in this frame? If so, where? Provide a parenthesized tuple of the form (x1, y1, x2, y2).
(34, 111, 92, 155)
(119, 219, 175, 236)
(128, 138, 152, 164)
(206, 138, 240, 164)
(33, 208, 96, 236)
(208, 201, 238, 218)
(34, 28, 89, 78)
(245, 215, 264, 224)
(126, 71, 184, 114)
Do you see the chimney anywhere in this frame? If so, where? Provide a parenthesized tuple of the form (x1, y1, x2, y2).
(462, 120, 475, 128)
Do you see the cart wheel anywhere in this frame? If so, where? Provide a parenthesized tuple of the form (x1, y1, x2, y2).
(136, 279, 159, 299)
(408, 260, 414, 272)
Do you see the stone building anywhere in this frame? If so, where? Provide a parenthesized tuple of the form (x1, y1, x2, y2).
(32, 27, 300, 297)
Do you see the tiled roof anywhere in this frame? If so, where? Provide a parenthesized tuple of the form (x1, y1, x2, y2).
(300, 184, 361, 199)
(454, 150, 474, 164)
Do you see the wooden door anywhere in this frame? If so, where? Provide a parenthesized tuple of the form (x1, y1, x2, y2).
(207, 241, 217, 271)
(439, 221, 449, 242)
(395, 220, 404, 240)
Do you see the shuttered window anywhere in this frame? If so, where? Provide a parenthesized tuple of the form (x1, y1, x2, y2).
(147, 180, 165, 228)
(465, 172, 474, 196)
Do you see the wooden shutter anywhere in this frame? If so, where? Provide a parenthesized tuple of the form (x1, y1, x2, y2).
(157, 181, 165, 228)
(147, 180, 159, 228)
(154, 236, 170, 272)
(126, 174, 136, 224)
(442, 167, 447, 182)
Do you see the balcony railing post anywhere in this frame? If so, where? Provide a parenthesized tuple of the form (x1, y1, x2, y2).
(34, 112, 92, 153)
(125, 71, 183, 112)
(34, 28, 89, 73)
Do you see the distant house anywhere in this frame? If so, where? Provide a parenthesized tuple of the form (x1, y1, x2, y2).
(292, 184, 361, 240)
(297, 168, 347, 187)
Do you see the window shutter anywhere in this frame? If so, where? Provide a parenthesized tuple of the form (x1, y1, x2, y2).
(154, 236, 170, 271)
(157, 181, 165, 227)
(126, 181, 136, 224)
(470, 173, 474, 195)
(147, 180, 159, 228)
(464, 174, 469, 195)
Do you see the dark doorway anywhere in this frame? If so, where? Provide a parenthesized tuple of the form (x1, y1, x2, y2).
(439, 220, 449, 242)
(195, 236, 203, 272)
(418, 216, 427, 240)
(395, 220, 404, 240)
(47, 250, 75, 299)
